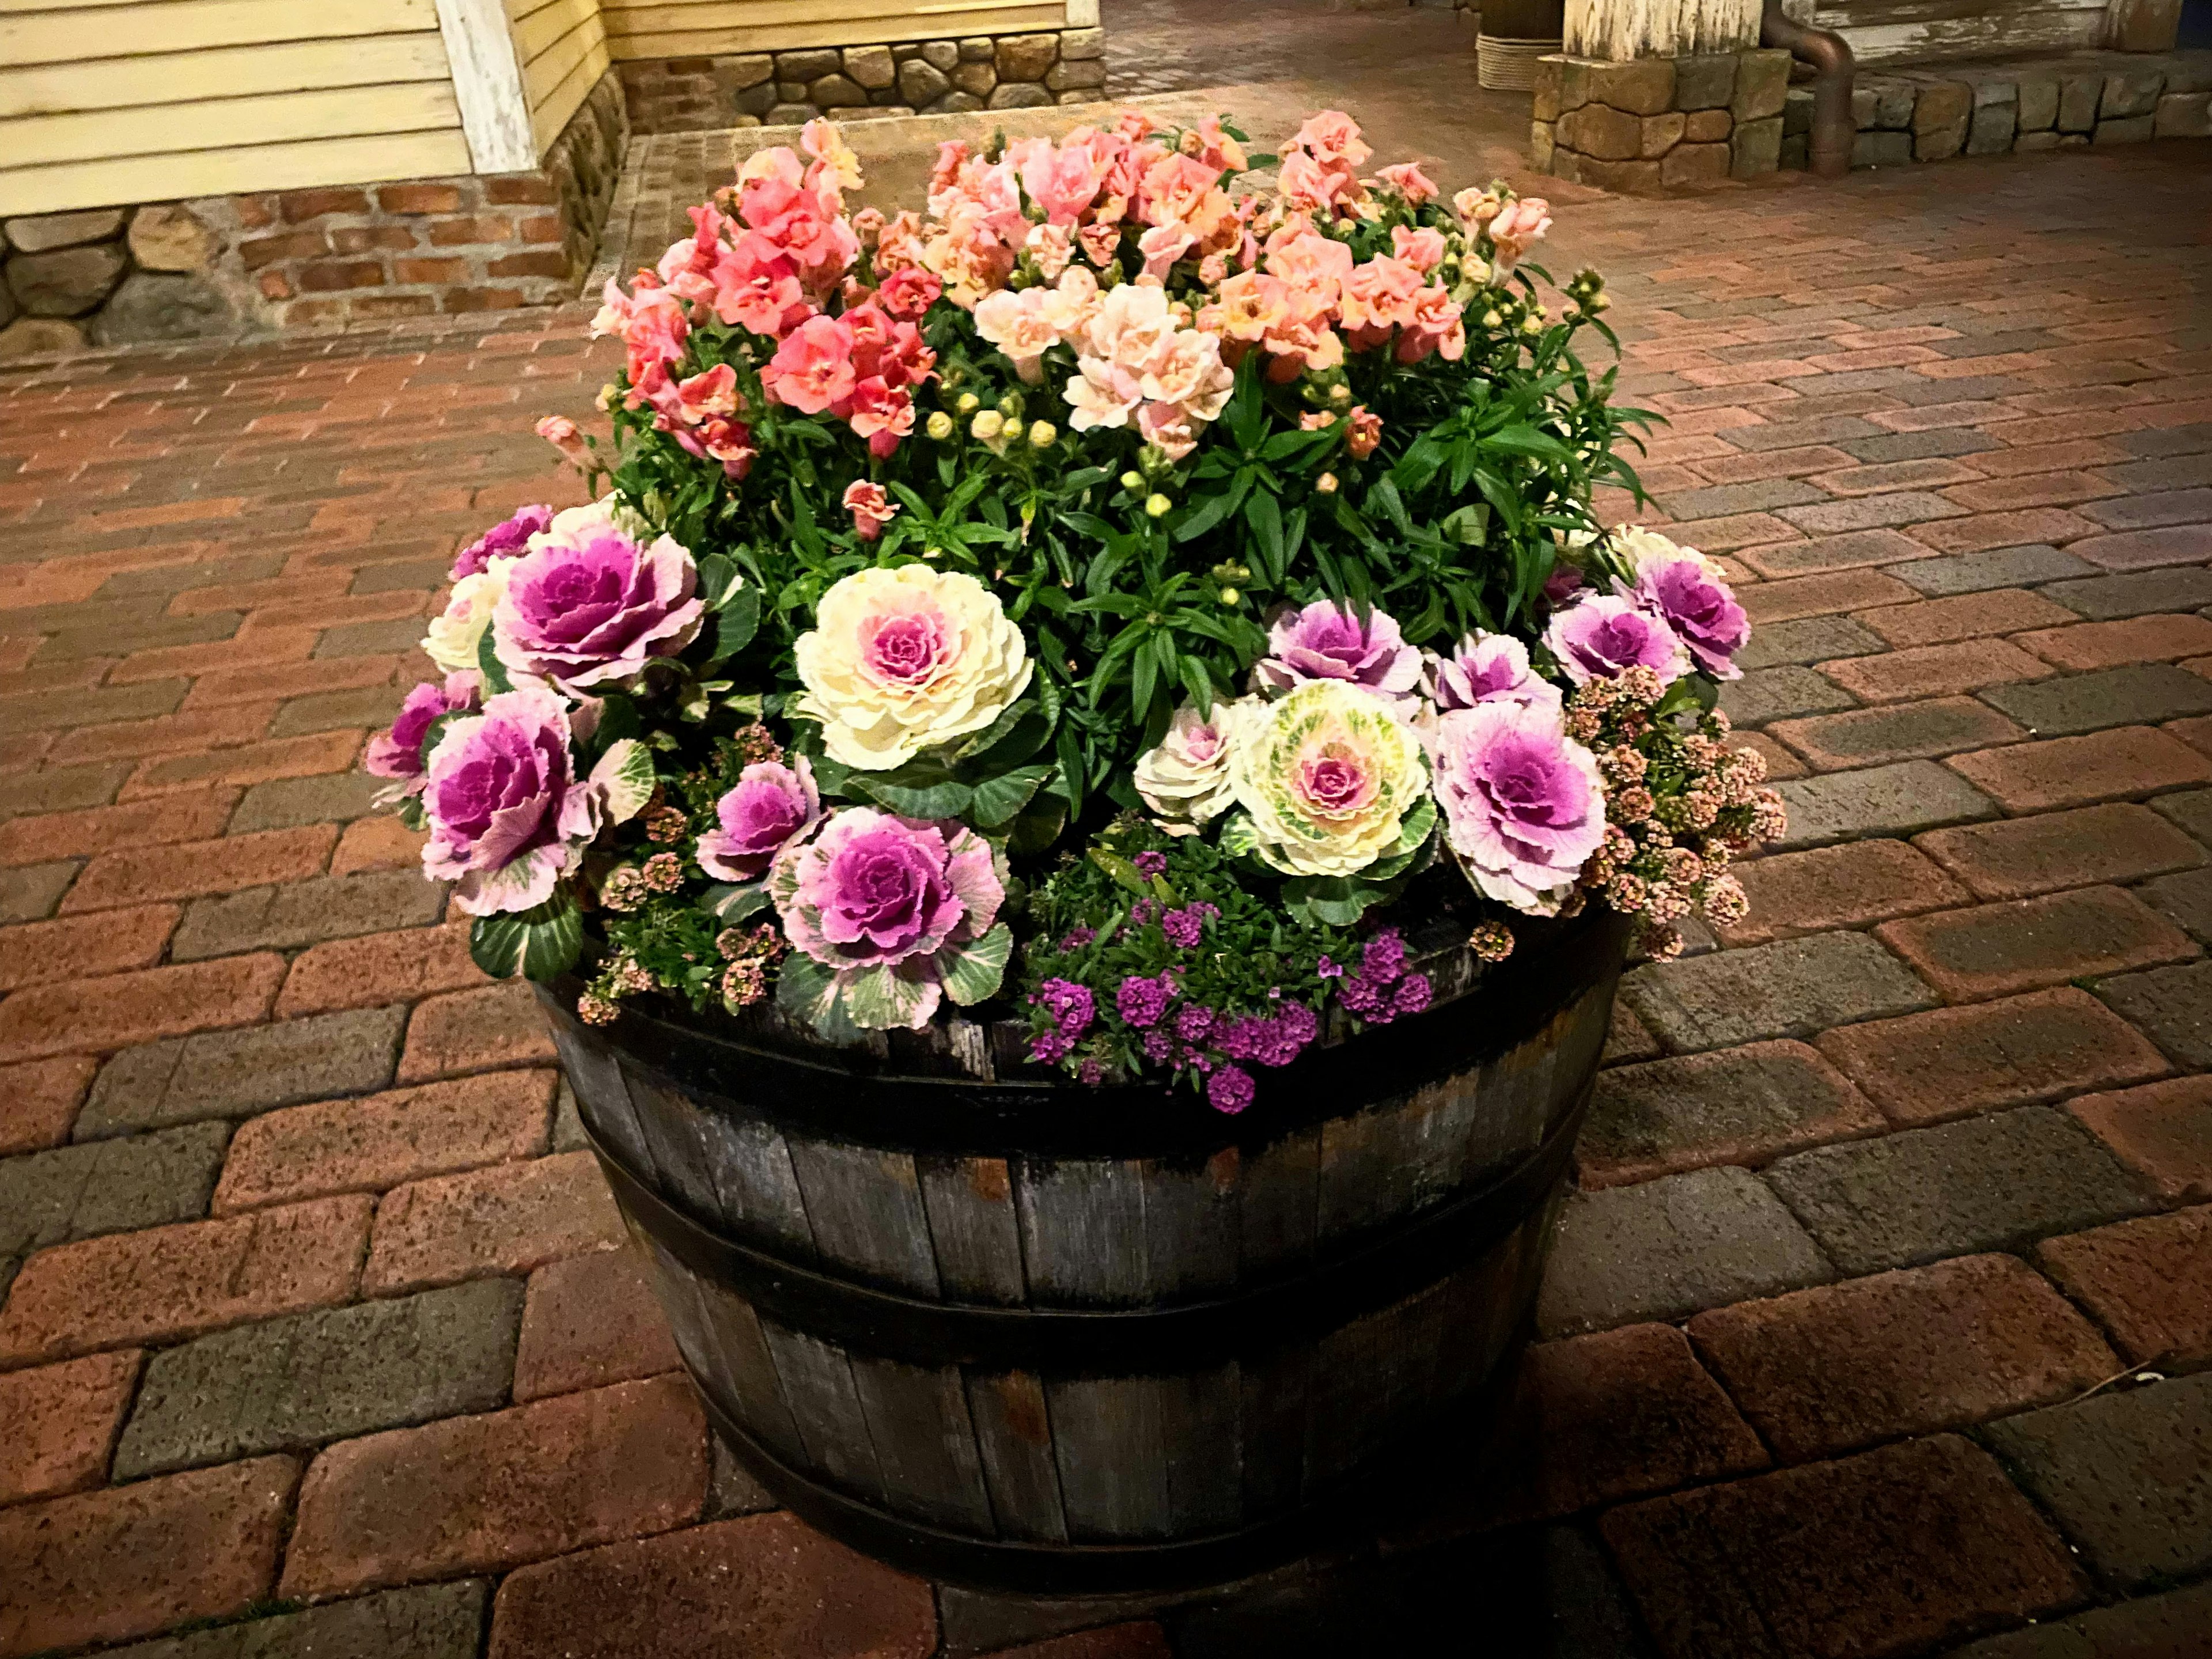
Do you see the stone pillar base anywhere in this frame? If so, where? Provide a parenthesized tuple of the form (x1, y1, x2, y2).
(1529, 49, 1791, 192)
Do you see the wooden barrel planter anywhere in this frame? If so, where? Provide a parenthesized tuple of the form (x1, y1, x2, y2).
(542, 902, 1628, 1595)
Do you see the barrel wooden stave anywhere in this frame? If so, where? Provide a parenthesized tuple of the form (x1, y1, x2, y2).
(632, 1202, 1560, 1546)
(568, 966, 1612, 1316)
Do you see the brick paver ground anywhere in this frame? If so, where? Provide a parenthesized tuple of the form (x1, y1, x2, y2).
(3, 55, 2210, 1659)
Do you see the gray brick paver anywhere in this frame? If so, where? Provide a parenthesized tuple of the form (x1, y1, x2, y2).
(0, 1122, 229, 1256)
(1620, 931, 1936, 1055)
(1772, 760, 1999, 850)
(74, 1006, 408, 1139)
(113, 1279, 524, 1477)
(92, 1581, 490, 1659)
(1764, 1105, 2157, 1275)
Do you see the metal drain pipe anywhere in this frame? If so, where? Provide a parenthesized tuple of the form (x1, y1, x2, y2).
(1761, 0, 1855, 179)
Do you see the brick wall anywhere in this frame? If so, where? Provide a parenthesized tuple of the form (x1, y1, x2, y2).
(0, 71, 627, 358)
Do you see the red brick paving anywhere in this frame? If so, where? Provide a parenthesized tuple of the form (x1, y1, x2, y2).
(0, 128, 2207, 1659)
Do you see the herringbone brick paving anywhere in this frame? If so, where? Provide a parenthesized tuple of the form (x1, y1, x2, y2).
(2, 136, 2210, 1659)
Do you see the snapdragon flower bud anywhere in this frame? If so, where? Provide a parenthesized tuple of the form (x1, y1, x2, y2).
(1029, 420, 1056, 448)
(1120, 470, 1145, 490)
(926, 410, 954, 440)
(1145, 493, 1172, 518)
(972, 410, 1004, 440)
(956, 392, 981, 415)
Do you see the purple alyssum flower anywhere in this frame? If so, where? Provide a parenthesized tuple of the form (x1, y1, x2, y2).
(1035, 978, 1096, 1039)
(1208, 1065, 1255, 1113)
(1116, 973, 1175, 1028)
(1160, 901, 1219, 949)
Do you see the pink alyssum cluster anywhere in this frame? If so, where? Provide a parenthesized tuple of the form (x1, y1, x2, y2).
(1564, 667, 1782, 961)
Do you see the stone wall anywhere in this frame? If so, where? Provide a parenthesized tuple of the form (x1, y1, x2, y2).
(1849, 49, 2211, 166)
(617, 28, 1107, 132)
(0, 73, 628, 361)
(1531, 50, 1793, 191)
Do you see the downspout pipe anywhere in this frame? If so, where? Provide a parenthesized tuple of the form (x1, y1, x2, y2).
(1761, 0, 1855, 179)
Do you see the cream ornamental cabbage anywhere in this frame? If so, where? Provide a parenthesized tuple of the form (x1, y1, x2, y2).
(422, 564, 511, 675)
(1134, 698, 1256, 831)
(1227, 679, 1429, 877)
(793, 565, 1034, 769)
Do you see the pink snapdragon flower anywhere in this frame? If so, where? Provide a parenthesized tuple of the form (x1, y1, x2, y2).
(365, 671, 482, 787)
(421, 688, 597, 915)
(1543, 594, 1690, 686)
(763, 314, 858, 414)
(492, 507, 704, 692)
(1377, 161, 1440, 204)
(1424, 632, 1563, 714)
(1487, 198, 1552, 274)
(1429, 701, 1607, 914)
(843, 480, 899, 542)
(1389, 225, 1448, 274)
(452, 506, 552, 582)
(1253, 599, 1422, 700)
(697, 757, 820, 881)
(590, 281, 688, 385)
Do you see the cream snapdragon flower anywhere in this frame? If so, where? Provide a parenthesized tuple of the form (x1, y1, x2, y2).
(794, 565, 1033, 769)
(1228, 679, 1429, 877)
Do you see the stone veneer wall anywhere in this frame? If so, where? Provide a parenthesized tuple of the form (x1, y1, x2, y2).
(0, 71, 628, 359)
(1847, 49, 2211, 166)
(618, 27, 1107, 131)
(1531, 51, 1794, 192)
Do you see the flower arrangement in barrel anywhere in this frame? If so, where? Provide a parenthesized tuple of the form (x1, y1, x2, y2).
(372, 109, 1785, 1107)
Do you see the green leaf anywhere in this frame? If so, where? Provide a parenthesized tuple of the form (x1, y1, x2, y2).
(841, 961, 938, 1030)
(1282, 874, 1406, 927)
(937, 922, 1012, 1006)
(700, 882, 771, 924)
(1088, 846, 1154, 897)
(953, 696, 1038, 763)
(1215, 812, 1262, 862)
(698, 553, 746, 608)
(970, 762, 1050, 830)
(775, 953, 865, 1044)
(714, 584, 761, 653)
(1007, 792, 1067, 857)
(475, 626, 513, 695)
(1244, 489, 1285, 587)
(589, 737, 656, 824)
(844, 767, 974, 819)
(469, 891, 583, 981)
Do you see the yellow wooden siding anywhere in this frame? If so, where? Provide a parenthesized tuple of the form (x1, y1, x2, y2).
(601, 0, 1066, 58)
(0, 0, 469, 217)
(509, 0, 610, 154)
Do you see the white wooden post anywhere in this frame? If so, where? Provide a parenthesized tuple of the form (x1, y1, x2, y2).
(1565, 0, 1763, 58)
(434, 0, 539, 173)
